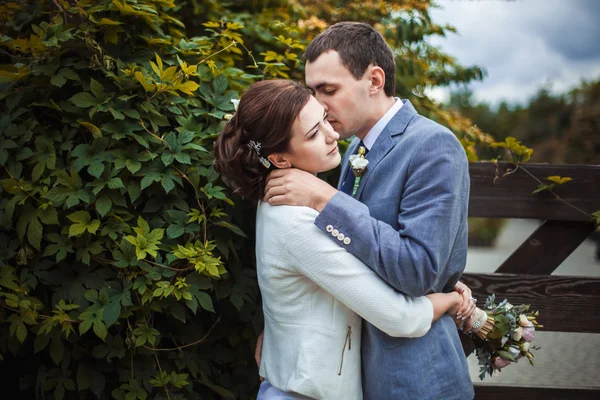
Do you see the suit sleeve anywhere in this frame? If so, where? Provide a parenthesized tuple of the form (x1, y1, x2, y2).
(314, 131, 470, 297)
(285, 209, 434, 338)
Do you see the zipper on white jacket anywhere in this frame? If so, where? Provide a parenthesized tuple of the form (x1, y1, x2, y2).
(338, 326, 352, 375)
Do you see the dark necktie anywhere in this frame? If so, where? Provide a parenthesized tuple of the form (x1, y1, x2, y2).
(340, 141, 368, 195)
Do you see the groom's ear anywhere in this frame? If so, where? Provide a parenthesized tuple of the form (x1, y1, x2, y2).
(368, 65, 386, 95)
(267, 152, 292, 169)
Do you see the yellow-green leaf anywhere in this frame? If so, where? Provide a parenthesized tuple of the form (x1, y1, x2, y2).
(77, 120, 102, 138)
(134, 71, 155, 92)
(155, 53, 163, 74)
(67, 211, 100, 236)
(546, 176, 572, 185)
(203, 21, 220, 28)
(98, 18, 122, 25)
(177, 80, 199, 95)
(162, 66, 178, 81)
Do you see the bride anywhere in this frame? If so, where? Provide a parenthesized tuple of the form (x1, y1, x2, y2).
(213, 79, 474, 400)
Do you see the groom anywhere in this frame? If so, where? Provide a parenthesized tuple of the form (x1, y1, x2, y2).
(263, 22, 474, 399)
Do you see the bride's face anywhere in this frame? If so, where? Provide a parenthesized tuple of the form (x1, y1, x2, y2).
(281, 96, 341, 173)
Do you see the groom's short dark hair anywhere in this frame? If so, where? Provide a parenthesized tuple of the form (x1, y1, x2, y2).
(304, 22, 396, 97)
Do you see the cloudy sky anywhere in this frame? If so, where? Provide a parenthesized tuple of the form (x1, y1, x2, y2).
(426, 0, 600, 106)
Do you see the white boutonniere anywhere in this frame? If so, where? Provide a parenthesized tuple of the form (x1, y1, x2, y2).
(348, 146, 368, 197)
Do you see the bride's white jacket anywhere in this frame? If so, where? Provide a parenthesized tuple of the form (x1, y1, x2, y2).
(256, 202, 434, 400)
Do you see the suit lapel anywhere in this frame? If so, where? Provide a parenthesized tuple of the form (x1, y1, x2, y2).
(337, 138, 360, 189)
(354, 100, 418, 199)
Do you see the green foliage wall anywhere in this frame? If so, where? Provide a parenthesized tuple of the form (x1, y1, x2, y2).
(0, 1, 263, 398)
(0, 1, 490, 399)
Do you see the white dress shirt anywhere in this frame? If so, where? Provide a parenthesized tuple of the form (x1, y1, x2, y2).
(362, 97, 403, 150)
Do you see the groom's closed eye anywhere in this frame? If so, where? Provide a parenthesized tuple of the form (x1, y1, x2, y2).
(313, 81, 338, 94)
(315, 85, 337, 96)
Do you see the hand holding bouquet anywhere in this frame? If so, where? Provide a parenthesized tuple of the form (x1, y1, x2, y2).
(469, 294, 543, 380)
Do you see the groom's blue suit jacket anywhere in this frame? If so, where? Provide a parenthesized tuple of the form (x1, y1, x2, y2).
(314, 100, 474, 399)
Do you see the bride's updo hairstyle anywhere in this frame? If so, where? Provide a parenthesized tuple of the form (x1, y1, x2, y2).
(213, 80, 311, 201)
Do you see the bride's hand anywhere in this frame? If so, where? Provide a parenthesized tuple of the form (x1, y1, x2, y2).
(264, 168, 337, 211)
(255, 331, 264, 382)
(453, 281, 476, 330)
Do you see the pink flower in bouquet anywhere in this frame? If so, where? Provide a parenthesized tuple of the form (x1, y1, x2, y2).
(512, 326, 523, 341)
(518, 314, 529, 326)
(492, 357, 511, 369)
(522, 325, 536, 342)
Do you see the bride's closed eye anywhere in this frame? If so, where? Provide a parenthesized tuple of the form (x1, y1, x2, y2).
(308, 113, 330, 140)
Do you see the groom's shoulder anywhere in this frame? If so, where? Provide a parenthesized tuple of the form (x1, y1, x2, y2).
(403, 113, 462, 150)
(409, 113, 453, 137)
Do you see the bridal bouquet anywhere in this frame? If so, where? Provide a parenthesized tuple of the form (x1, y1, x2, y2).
(470, 294, 543, 380)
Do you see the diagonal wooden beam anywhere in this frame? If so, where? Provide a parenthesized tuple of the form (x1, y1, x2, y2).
(495, 220, 596, 275)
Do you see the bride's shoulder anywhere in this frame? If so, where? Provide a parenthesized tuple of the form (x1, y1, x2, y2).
(258, 202, 318, 224)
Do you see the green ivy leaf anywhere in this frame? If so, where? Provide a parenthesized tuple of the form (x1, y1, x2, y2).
(39, 205, 60, 225)
(214, 221, 247, 238)
(133, 324, 160, 348)
(69, 92, 99, 108)
(7, 313, 28, 343)
(140, 172, 161, 190)
(112, 239, 138, 268)
(532, 183, 554, 194)
(213, 74, 228, 94)
(90, 78, 105, 98)
(49, 335, 64, 365)
(592, 210, 600, 227)
(50, 73, 67, 87)
(79, 308, 107, 341)
(125, 217, 164, 260)
(14, 204, 58, 251)
(95, 196, 112, 217)
(77, 364, 92, 391)
(76, 241, 104, 265)
(34, 334, 50, 354)
(67, 211, 100, 236)
(103, 295, 122, 328)
(188, 287, 214, 313)
(88, 160, 105, 179)
(125, 159, 141, 174)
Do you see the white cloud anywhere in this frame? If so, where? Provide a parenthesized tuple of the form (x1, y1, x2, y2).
(427, 0, 600, 106)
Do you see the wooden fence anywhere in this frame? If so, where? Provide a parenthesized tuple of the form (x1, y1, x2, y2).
(463, 161, 600, 399)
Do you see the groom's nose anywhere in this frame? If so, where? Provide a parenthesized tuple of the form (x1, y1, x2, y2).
(317, 97, 329, 111)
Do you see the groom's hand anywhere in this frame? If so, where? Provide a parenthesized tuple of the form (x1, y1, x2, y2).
(264, 168, 337, 211)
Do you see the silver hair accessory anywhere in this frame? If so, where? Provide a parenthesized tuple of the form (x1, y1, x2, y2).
(247, 140, 271, 169)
